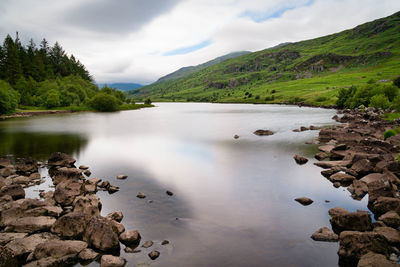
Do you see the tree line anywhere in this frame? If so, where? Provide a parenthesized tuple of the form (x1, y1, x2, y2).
(0, 33, 149, 114)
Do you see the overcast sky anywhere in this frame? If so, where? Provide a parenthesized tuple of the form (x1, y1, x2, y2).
(0, 0, 399, 84)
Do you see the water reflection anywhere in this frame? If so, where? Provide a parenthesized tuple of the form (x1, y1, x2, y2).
(0, 104, 370, 267)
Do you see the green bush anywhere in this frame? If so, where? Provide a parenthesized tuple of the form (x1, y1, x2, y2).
(0, 80, 19, 114)
(45, 90, 61, 108)
(144, 98, 152, 105)
(369, 94, 390, 109)
(384, 129, 397, 140)
(89, 93, 119, 112)
(316, 96, 327, 102)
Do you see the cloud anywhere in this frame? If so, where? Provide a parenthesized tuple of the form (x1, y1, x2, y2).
(0, 0, 399, 84)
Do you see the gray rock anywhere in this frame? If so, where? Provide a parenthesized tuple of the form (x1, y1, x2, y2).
(5, 216, 56, 233)
(119, 230, 141, 246)
(73, 195, 102, 216)
(142, 240, 153, 248)
(106, 211, 123, 223)
(33, 240, 87, 260)
(48, 152, 76, 168)
(51, 212, 90, 239)
(54, 180, 84, 206)
(311, 227, 338, 242)
(373, 227, 400, 244)
(293, 155, 308, 165)
(253, 129, 274, 136)
(330, 209, 373, 234)
(101, 255, 126, 267)
(0, 184, 25, 200)
(78, 248, 99, 261)
(358, 252, 397, 267)
(148, 250, 160, 260)
(0, 233, 28, 246)
(137, 192, 146, 199)
(295, 197, 313, 206)
(378, 211, 400, 228)
(5, 232, 59, 258)
(83, 216, 120, 252)
(116, 175, 127, 180)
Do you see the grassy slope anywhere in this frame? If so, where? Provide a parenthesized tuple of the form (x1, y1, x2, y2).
(132, 11, 400, 106)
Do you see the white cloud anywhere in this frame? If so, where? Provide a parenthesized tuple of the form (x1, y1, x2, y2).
(0, 0, 399, 84)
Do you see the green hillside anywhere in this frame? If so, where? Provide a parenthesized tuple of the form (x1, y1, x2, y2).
(131, 11, 400, 106)
(157, 51, 251, 82)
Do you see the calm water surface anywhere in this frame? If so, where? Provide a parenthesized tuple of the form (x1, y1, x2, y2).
(0, 103, 369, 267)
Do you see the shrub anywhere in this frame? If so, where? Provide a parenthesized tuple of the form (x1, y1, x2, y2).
(45, 90, 61, 108)
(0, 80, 19, 114)
(144, 98, 152, 105)
(255, 95, 260, 100)
(369, 94, 390, 109)
(89, 93, 119, 112)
(367, 78, 376, 84)
(316, 96, 327, 102)
(394, 76, 400, 88)
(384, 129, 397, 140)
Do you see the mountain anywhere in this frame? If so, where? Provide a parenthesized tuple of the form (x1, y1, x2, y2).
(157, 51, 251, 82)
(98, 83, 142, 91)
(131, 11, 400, 106)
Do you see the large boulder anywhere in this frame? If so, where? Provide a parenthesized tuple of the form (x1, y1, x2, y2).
(24, 254, 78, 267)
(73, 195, 102, 216)
(293, 155, 308, 165)
(351, 159, 374, 177)
(367, 179, 397, 204)
(106, 211, 123, 223)
(83, 216, 120, 252)
(330, 209, 373, 234)
(50, 167, 83, 185)
(373, 227, 400, 245)
(348, 180, 368, 200)
(119, 230, 141, 246)
(0, 184, 25, 200)
(51, 212, 90, 239)
(253, 129, 274, 136)
(357, 252, 397, 267)
(0, 198, 50, 227)
(5, 216, 56, 233)
(54, 180, 84, 206)
(369, 197, 400, 217)
(338, 231, 390, 266)
(0, 233, 28, 246)
(5, 232, 59, 259)
(314, 160, 351, 169)
(378, 211, 400, 228)
(48, 152, 76, 168)
(15, 157, 38, 175)
(32, 240, 87, 260)
(329, 172, 355, 184)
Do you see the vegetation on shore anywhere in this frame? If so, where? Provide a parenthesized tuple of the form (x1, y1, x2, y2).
(0, 33, 152, 115)
(131, 11, 400, 107)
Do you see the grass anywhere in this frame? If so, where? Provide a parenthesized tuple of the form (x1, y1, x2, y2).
(383, 112, 400, 121)
(15, 104, 154, 114)
(130, 11, 400, 106)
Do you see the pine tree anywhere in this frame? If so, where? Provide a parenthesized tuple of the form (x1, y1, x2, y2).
(3, 34, 22, 85)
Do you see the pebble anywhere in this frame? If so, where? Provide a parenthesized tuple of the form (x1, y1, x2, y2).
(142, 240, 153, 248)
(148, 250, 160, 260)
(137, 192, 146, 199)
(166, 190, 173, 196)
(161, 240, 169, 245)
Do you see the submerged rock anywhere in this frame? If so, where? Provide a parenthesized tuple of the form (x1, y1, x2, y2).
(166, 190, 174, 196)
(253, 129, 274, 136)
(136, 192, 146, 199)
(295, 197, 313, 206)
(293, 155, 308, 165)
(117, 175, 127, 180)
(148, 250, 160, 260)
(311, 227, 338, 242)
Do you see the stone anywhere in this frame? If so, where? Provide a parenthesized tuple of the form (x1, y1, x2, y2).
(51, 212, 90, 239)
(106, 211, 123, 223)
(293, 155, 308, 165)
(329, 207, 350, 217)
(124, 247, 141, 253)
(161, 240, 169, 245)
(367, 179, 397, 204)
(295, 197, 313, 206)
(300, 126, 309, 131)
(117, 175, 127, 180)
(311, 227, 338, 242)
(318, 145, 335, 153)
(78, 248, 99, 261)
(15, 157, 38, 175)
(0, 167, 16, 178)
(142, 240, 153, 248)
(360, 173, 384, 184)
(84, 170, 91, 176)
(5, 216, 56, 233)
(24, 254, 78, 267)
(166, 190, 174, 196)
(108, 219, 125, 235)
(88, 177, 102, 185)
(370, 197, 400, 217)
(233, 135, 239, 139)
(5, 232, 59, 258)
(330, 210, 373, 234)
(73, 195, 102, 216)
(379, 211, 400, 228)
(99, 181, 110, 189)
(137, 192, 146, 199)
(101, 255, 126, 267)
(48, 152, 76, 167)
(315, 152, 329, 161)
(348, 180, 368, 200)
(329, 172, 355, 183)
(351, 159, 374, 176)
(0, 184, 25, 200)
(119, 230, 141, 246)
(84, 183, 97, 194)
(33, 240, 87, 260)
(358, 252, 397, 267)
(148, 250, 160, 260)
(253, 129, 274, 136)
(338, 231, 390, 265)
(0, 246, 18, 267)
(373, 227, 400, 244)
(314, 160, 351, 169)
(79, 165, 89, 170)
(54, 180, 84, 206)
(50, 167, 83, 185)
(0, 158, 12, 168)
(0, 233, 28, 246)
(333, 144, 347, 151)
(84, 216, 120, 252)
(108, 185, 119, 193)
(0, 198, 49, 227)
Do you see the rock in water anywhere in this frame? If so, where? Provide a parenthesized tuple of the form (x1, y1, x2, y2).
(293, 155, 308, 165)
(101, 255, 126, 267)
(234, 135, 239, 139)
(253, 129, 274, 136)
(295, 197, 313, 206)
(106, 211, 123, 223)
(166, 190, 173, 196)
(117, 175, 127, 180)
(136, 192, 146, 199)
(119, 230, 141, 246)
(311, 227, 339, 242)
(148, 250, 160, 260)
(142, 240, 153, 248)
(48, 152, 76, 167)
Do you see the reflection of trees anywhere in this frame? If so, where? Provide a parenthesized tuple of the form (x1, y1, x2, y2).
(0, 130, 88, 160)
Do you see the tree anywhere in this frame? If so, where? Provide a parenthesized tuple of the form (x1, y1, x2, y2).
(89, 93, 119, 112)
(3, 34, 22, 85)
(45, 89, 61, 108)
(144, 98, 152, 105)
(369, 94, 390, 109)
(394, 76, 400, 88)
(0, 80, 19, 114)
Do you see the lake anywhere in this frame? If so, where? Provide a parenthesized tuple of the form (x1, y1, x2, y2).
(0, 103, 369, 266)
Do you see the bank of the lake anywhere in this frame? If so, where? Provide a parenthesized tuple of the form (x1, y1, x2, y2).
(0, 103, 378, 266)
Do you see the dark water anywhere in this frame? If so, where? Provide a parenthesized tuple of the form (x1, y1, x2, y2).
(0, 103, 369, 267)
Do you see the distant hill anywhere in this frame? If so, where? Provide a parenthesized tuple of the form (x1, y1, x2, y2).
(131, 11, 400, 106)
(98, 83, 142, 91)
(157, 51, 251, 82)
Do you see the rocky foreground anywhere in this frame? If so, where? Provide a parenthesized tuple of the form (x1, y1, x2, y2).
(306, 107, 400, 266)
(0, 152, 165, 267)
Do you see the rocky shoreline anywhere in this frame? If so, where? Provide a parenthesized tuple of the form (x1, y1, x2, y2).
(303, 107, 400, 266)
(0, 152, 167, 266)
(0, 110, 75, 120)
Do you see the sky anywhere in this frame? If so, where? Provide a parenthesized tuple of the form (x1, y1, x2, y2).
(0, 0, 399, 84)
